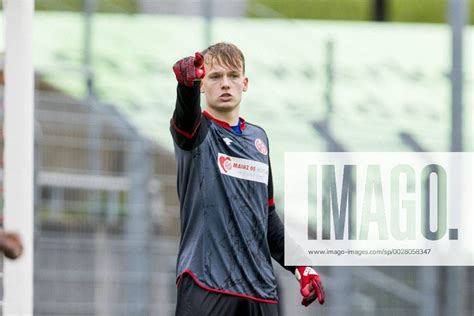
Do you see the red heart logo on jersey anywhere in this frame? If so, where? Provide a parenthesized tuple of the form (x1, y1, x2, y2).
(219, 156, 232, 173)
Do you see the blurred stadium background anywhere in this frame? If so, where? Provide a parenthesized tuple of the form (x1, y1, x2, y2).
(0, 0, 473, 315)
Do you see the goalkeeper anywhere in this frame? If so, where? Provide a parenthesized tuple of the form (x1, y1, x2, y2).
(170, 42, 325, 315)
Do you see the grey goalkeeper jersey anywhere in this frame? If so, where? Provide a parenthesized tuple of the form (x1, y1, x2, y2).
(170, 82, 295, 303)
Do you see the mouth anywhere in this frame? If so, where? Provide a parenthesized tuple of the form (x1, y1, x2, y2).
(219, 93, 233, 101)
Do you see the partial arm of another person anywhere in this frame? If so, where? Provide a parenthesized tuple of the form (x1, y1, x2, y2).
(0, 229, 23, 259)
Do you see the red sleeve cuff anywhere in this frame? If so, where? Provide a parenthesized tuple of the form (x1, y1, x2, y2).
(171, 118, 201, 139)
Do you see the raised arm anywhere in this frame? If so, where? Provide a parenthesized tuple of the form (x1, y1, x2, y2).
(170, 52, 207, 149)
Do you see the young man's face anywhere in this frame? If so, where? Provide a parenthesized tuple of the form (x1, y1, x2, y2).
(201, 59, 248, 114)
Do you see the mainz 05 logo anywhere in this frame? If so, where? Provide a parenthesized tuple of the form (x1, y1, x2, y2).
(284, 153, 473, 266)
(217, 153, 269, 185)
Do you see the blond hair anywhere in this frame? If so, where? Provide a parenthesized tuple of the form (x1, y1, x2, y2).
(202, 42, 245, 74)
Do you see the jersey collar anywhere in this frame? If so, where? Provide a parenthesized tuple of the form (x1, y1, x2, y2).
(203, 110, 247, 132)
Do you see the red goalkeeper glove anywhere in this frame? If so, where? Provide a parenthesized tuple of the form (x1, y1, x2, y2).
(172, 52, 206, 87)
(295, 266, 325, 306)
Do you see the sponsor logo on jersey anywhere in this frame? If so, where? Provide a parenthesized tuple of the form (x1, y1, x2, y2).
(217, 153, 268, 184)
(219, 155, 233, 173)
(255, 138, 268, 155)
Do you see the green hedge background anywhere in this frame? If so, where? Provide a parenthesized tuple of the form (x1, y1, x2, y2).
(249, 0, 474, 24)
(1, 0, 472, 24)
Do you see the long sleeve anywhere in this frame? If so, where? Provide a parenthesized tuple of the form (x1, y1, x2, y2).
(266, 159, 297, 274)
(170, 82, 208, 150)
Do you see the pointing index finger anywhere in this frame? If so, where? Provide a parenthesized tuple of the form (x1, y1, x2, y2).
(194, 52, 204, 67)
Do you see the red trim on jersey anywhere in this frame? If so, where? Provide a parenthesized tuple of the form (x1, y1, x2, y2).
(176, 269, 278, 304)
(203, 110, 247, 131)
(268, 198, 275, 207)
(171, 118, 202, 139)
(239, 117, 246, 131)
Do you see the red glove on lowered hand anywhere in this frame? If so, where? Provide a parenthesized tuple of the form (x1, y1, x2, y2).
(295, 266, 325, 306)
(172, 52, 206, 87)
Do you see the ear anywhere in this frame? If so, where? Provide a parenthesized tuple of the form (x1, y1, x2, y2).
(243, 77, 249, 92)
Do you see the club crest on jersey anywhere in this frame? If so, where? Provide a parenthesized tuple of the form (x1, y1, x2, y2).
(255, 138, 268, 155)
(219, 155, 233, 173)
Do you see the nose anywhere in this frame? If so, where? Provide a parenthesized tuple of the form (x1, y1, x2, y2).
(221, 75, 230, 89)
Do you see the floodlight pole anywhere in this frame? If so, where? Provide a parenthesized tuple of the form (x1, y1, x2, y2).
(446, 2, 468, 316)
(202, 0, 213, 47)
(449, 0, 467, 152)
(83, 0, 102, 217)
(3, 0, 35, 315)
(84, 0, 95, 97)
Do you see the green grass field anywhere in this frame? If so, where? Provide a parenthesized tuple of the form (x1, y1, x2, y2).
(1, 0, 138, 13)
(249, 0, 474, 24)
(249, 0, 372, 20)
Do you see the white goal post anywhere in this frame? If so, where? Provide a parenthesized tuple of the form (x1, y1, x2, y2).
(2, 0, 34, 315)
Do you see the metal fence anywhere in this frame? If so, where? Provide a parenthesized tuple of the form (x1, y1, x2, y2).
(0, 1, 473, 315)
(0, 73, 470, 316)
